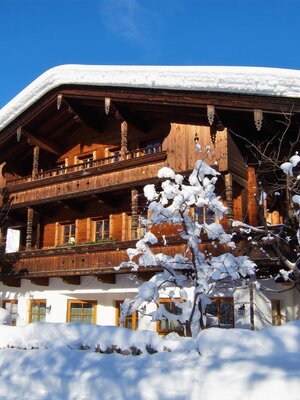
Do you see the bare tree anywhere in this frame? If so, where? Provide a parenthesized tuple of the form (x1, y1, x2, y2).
(230, 115, 300, 289)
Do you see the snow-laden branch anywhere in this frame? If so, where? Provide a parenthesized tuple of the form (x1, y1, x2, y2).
(118, 158, 256, 336)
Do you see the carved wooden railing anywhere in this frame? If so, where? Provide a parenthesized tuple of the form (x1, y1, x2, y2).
(2, 235, 278, 280)
(7, 145, 162, 188)
(6, 236, 186, 278)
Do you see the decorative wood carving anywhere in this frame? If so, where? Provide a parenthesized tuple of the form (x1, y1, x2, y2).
(104, 97, 111, 115)
(131, 188, 139, 240)
(32, 146, 39, 178)
(120, 120, 128, 159)
(57, 94, 63, 110)
(207, 105, 215, 125)
(254, 109, 263, 131)
(225, 173, 233, 229)
(26, 207, 34, 250)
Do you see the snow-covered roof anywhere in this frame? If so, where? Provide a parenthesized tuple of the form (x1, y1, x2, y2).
(1, 64, 300, 131)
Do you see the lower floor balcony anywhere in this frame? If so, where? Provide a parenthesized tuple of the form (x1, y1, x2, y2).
(1, 235, 279, 287)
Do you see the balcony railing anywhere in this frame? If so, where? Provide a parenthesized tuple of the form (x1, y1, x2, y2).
(7, 145, 162, 188)
(5, 236, 186, 278)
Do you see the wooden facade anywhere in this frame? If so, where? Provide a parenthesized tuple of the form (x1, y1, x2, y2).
(0, 81, 298, 286)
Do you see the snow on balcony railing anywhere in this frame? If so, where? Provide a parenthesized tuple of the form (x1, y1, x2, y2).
(7, 145, 163, 187)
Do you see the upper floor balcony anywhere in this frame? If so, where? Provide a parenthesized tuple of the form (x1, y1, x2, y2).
(5, 145, 167, 208)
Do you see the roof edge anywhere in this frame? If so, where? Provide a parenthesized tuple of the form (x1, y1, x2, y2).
(1, 64, 300, 131)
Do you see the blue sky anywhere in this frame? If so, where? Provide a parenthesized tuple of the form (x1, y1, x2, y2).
(0, 0, 300, 108)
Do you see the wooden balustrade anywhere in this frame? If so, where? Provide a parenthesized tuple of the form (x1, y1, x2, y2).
(8, 237, 186, 278)
(7, 145, 162, 188)
(2, 234, 276, 282)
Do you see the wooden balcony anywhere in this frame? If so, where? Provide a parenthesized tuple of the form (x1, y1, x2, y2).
(4, 237, 188, 283)
(7, 146, 167, 208)
(2, 235, 278, 286)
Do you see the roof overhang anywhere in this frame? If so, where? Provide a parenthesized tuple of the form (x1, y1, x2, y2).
(1, 64, 300, 132)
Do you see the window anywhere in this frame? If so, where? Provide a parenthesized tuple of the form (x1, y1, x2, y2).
(3, 300, 18, 326)
(94, 218, 110, 241)
(29, 300, 46, 323)
(205, 297, 234, 328)
(115, 300, 138, 330)
(194, 207, 215, 225)
(78, 154, 93, 168)
(67, 300, 97, 324)
(157, 299, 184, 335)
(140, 140, 161, 155)
(271, 300, 282, 326)
(62, 223, 76, 245)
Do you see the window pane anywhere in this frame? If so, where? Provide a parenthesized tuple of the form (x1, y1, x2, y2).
(158, 300, 184, 334)
(219, 302, 233, 327)
(206, 298, 233, 328)
(95, 219, 110, 240)
(68, 301, 96, 324)
(116, 301, 138, 330)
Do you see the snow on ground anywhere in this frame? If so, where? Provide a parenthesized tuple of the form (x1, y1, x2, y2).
(0, 321, 299, 400)
(1, 65, 300, 131)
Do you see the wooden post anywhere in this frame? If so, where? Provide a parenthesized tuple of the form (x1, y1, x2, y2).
(35, 214, 41, 249)
(247, 167, 258, 226)
(249, 282, 255, 331)
(32, 146, 40, 178)
(225, 173, 233, 229)
(0, 162, 6, 188)
(131, 188, 138, 240)
(120, 121, 128, 160)
(0, 227, 7, 252)
(26, 207, 34, 250)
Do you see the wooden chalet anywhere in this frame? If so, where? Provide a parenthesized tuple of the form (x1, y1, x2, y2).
(0, 65, 299, 329)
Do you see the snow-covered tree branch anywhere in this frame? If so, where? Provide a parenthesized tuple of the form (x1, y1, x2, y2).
(234, 151, 300, 287)
(118, 151, 256, 337)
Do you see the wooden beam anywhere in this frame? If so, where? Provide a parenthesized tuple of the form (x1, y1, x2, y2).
(56, 200, 85, 214)
(50, 118, 79, 140)
(96, 274, 116, 284)
(65, 102, 85, 126)
(62, 275, 81, 285)
(2, 278, 21, 287)
(18, 127, 61, 155)
(114, 103, 153, 133)
(137, 271, 156, 281)
(30, 277, 49, 286)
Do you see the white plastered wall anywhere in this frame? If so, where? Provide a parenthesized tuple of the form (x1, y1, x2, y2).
(0, 275, 299, 331)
